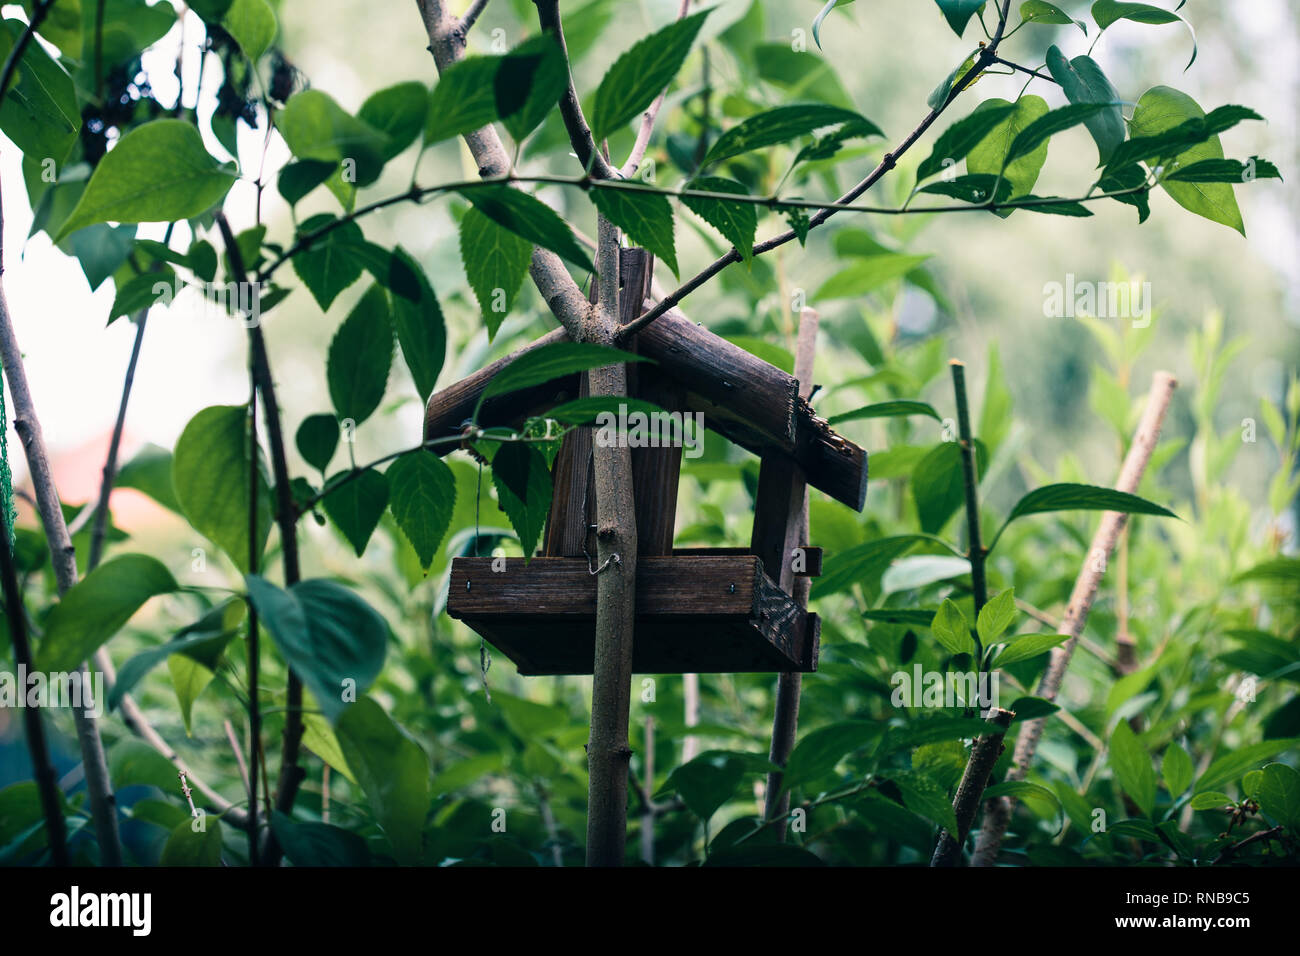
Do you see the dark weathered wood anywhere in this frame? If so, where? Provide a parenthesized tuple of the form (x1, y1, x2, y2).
(629, 366, 684, 556)
(751, 453, 807, 593)
(543, 374, 593, 557)
(794, 397, 869, 511)
(670, 546, 821, 576)
(447, 555, 818, 674)
(423, 327, 573, 449)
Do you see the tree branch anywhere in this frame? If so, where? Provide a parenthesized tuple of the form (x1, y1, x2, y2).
(620, 0, 1015, 338)
(931, 708, 1014, 866)
(0, 168, 123, 866)
(534, 0, 616, 180)
(971, 371, 1178, 866)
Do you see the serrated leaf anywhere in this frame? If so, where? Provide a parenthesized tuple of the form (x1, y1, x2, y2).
(386, 248, 445, 403)
(496, 33, 567, 143)
(386, 452, 456, 571)
(425, 55, 498, 145)
(457, 184, 592, 271)
(459, 205, 532, 340)
(327, 284, 393, 426)
(590, 186, 677, 276)
(682, 176, 757, 262)
(290, 215, 366, 310)
(704, 104, 879, 166)
(322, 468, 389, 556)
(490, 443, 552, 559)
(591, 9, 710, 142)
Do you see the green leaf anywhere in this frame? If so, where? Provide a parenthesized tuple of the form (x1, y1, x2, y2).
(1008, 696, 1059, 721)
(479, 342, 646, 408)
(296, 414, 339, 474)
(545, 396, 666, 426)
(327, 285, 393, 426)
(659, 750, 770, 822)
(591, 9, 710, 142)
(1092, 0, 1195, 70)
(774, 723, 878, 796)
(1003, 483, 1177, 526)
(1016, 195, 1094, 217)
(1110, 722, 1157, 817)
(1128, 86, 1248, 235)
(913, 442, 965, 534)
(358, 81, 428, 161)
(810, 535, 927, 600)
(53, 121, 236, 241)
(1164, 157, 1281, 183)
(108, 600, 243, 711)
(172, 404, 272, 572)
(931, 599, 975, 656)
(386, 452, 456, 571)
(927, 54, 978, 111)
(916, 103, 1017, 183)
(26, 0, 85, 57)
(425, 55, 500, 145)
(978, 344, 1013, 456)
(1006, 101, 1108, 165)
(681, 176, 758, 263)
(335, 697, 429, 864)
(160, 818, 223, 865)
(993, 632, 1069, 665)
(1098, 162, 1151, 222)
(109, 269, 174, 323)
(933, 0, 987, 36)
(386, 248, 446, 403)
(863, 608, 939, 627)
(894, 770, 960, 838)
(590, 187, 678, 277)
(918, 174, 1013, 205)
(221, 0, 276, 61)
(457, 184, 592, 272)
(168, 653, 214, 736)
(278, 90, 387, 186)
(982, 780, 1062, 823)
(829, 400, 941, 426)
(1019, 1, 1086, 33)
(290, 216, 366, 310)
(34, 555, 179, 672)
(496, 33, 567, 143)
(882, 555, 971, 594)
(1189, 791, 1231, 811)
(271, 811, 371, 866)
(703, 104, 880, 167)
(115, 443, 181, 513)
(491, 443, 552, 559)
(459, 206, 532, 340)
(967, 95, 1051, 216)
(322, 468, 389, 556)
(1234, 558, 1300, 585)
(1197, 739, 1300, 793)
(245, 576, 389, 723)
(1044, 47, 1124, 164)
(816, 254, 931, 300)
(278, 160, 336, 206)
(1256, 763, 1300, 830)
(977, 588, 1017, 645)
(0, 19, 79, 167)
(1162, 743, 1193, 797)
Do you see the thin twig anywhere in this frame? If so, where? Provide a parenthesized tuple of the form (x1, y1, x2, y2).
(1212, 825, 1284, 865)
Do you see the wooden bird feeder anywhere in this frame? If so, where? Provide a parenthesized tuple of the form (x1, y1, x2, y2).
(424, 249, 867, 676)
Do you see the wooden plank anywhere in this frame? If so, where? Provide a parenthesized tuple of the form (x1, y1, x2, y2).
(542, 375, 593, 557)
(447, 555, 818, 674)
(670, 546, 821, 576)
(750, 454, 806, 593)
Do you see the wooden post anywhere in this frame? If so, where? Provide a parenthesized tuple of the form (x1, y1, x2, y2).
(761, 308, 818, 838)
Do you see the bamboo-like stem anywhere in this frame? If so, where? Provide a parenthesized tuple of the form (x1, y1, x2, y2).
(0, 171, 123, 866)
(214, 212, 304, 864)
(762, 308, 818, 839)
(971, 372, 1178, 865)
(931, 708, 1014, 866)
(246, 382, 261, 866)
(0, 516, 68, 865)
(950, 361, 987, 665)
